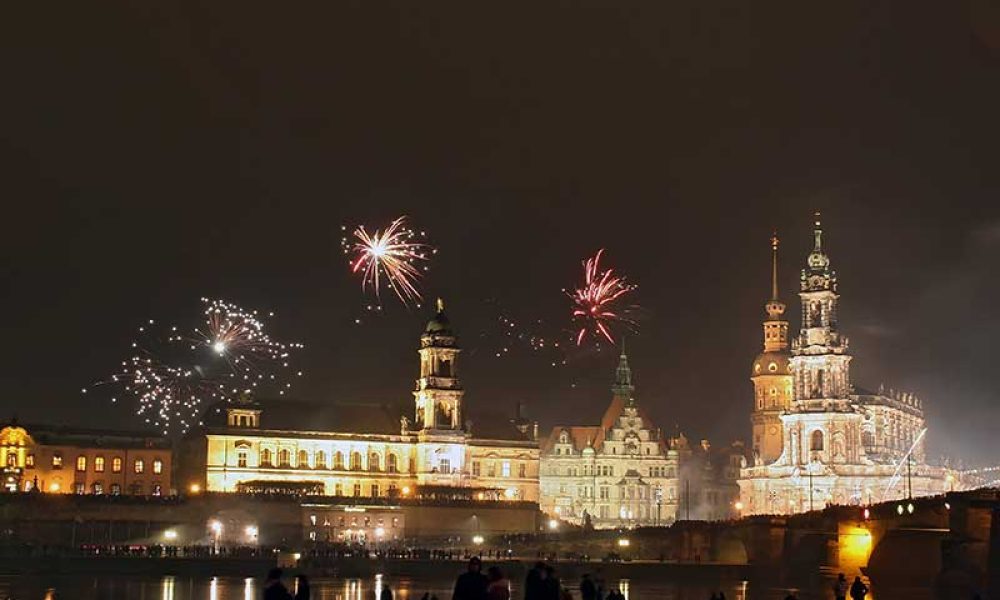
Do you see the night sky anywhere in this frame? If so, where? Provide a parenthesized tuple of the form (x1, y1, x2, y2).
(2, 2, 998, 466)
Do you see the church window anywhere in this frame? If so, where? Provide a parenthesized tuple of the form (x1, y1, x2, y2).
(76, 456, 87, 472)
(316, 451, 326, 469)
(334, 452, 345, 470)
(153, 459, 163, 474)
(94, 456, 105, 472)
(112, 457, 122, 473)
(278, 449, 291, 467)
(387, 453, 398, 473)
(238, 451, 247, 468)
(810, 430, 824, 452)
(369, 453, 381, 472)
(519, 463, 526, 478)
(501, 461, 510, 478)
(260, 449, 273, 467)
(52, 454, 63, 468)
(472, 461, 480, 476)
(298, 450, 309, 468)
(350, 452, 362, 470)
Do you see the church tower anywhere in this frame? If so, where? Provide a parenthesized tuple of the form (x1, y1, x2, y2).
(790, 213, 852, 410)
(750, 232, 793, 464)
(413, 299, 464, 431)
(612, 342, 635, 406)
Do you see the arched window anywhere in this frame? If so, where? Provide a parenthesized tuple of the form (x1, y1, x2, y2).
(315, 451, 327, 469)
(387, 454, 398, 473)
(94, 456, 105, 473)
(350, 452, 362, 471)
(112, 457, 122, 473)
(278, 449, 291, 467)
(334, 451, 344, 470)
(810, 430, 824, 452)
(369, 453, 380, 472)
(153, 459, 163, 474)
(297, 449, 309, 468)
(260, 448, 273, 467)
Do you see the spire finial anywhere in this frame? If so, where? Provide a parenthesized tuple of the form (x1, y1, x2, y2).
(770, 230, 780, 301)
(620, 335, 627, 357)
(813, 211, 823, 252)
(436, 297, 445, 313)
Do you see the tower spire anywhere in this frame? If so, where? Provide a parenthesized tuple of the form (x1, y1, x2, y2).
(813, 211, 823, 252)
(770, 231, 780, 302)
(612, 341, 635, 403)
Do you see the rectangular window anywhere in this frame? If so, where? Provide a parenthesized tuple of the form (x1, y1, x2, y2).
(518, 463, 526, 478)
(238, 452, 247, 468)
(25, 454, 34, 468)
(94, 456, 105, 473)
(76, 456, 87, 472)
(439, 459, 451, 474)
(501, 461, 511, 478)
(52, 455, 63, 468)
(487, 462, 496, 477)
(153, 459, 163, 474)
(93, 482, 103, 495)
(112, 457, 122, 473)
(472, 461, 481, 476)
(371, 484, 380, 498)
(74, 483, 85, 494)
(110, 483, 121, 495)
(134, 459, 144, 474)
(353, 483, 361, 497)
(334, 483, 343, 496)
(600, 487, 609, 500)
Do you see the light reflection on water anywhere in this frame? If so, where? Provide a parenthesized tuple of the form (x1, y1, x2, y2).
(0, 573, 924, 600)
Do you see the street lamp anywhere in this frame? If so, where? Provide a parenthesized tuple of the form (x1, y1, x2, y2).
(245, 525, 258, 543)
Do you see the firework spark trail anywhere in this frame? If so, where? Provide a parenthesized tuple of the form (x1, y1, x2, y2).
(88, 300, 303, 435)
(343, 216, 435, 307)
(569, 249, 637, 346)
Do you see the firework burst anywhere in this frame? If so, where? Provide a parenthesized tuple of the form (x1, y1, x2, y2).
(342, 216, 435, 307)
(89, 300, 303, 435)
(569, 249, 637, 345)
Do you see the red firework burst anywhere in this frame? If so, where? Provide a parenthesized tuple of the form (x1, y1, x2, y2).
(570, 249, 637, 345)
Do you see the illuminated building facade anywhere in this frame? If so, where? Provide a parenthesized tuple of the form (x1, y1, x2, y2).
(187, 303, 540, 504)
(740, 216, 951, 515)
(0, 423, 172, 495)
(540, 349, 680, 526)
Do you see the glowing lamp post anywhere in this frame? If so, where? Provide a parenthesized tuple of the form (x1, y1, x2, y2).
(209, 520, 223, 553)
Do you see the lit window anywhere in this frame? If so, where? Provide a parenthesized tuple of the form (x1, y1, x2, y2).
(152, 484, 162, 496)
(112, 457, 122, 473)
(92, 482, 103, 495)
(110, 483, 121, 495)
(334, 483, 343, 496)
(76, 456, 87, 472)
(52, 455, 63, 468)
(278, 449, 291, 467)
(334, 452, 345, 470)
(74, 483, 85, 495)
(501, 461, 511, 478)
(260, 449, 272, 467)
(350, 452, 362, 470)
(25, 454, 34, 468)
(134, 459, 144, 474)
(153, 459, 163, 474)
(94, 456, 105, 472)
(315, 451, 326, 469)
(298, 450, 309, 468)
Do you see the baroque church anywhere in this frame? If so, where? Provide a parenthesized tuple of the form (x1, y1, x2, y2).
(181, 301, 540, 504)
(740, 215, 953, 515)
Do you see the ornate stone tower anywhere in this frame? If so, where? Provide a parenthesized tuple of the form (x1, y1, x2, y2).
(750, 232, 793, 465)
(413, 299, 464, 431)
(612, 342, 635, 406)
(790, 213, 852, 410)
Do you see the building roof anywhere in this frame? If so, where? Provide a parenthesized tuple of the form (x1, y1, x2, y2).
(202, 399, 533, 442)
(3, 423, 170, 449)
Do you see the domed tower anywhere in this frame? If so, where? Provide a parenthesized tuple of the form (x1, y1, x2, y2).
(751, 232, 793, 464)
(413, 299, 464, 431)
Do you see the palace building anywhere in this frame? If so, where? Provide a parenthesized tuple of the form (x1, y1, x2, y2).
(539, 350, 744, 527)
(181, 301, 541, 505)
(0, 422, 172, 496)
(740, 215, 952, 515)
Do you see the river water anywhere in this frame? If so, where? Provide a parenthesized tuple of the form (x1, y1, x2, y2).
(0, 573, 933, 600)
